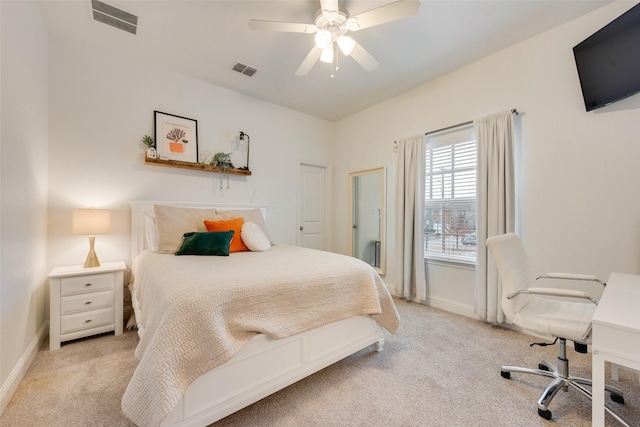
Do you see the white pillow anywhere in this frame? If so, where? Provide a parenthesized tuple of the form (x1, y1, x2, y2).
(144, 214, 158, 252)
(241, 221, 271, 252)
(214, 208, 274, 245)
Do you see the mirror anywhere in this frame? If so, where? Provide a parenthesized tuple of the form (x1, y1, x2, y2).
(348, 167, 386, 275)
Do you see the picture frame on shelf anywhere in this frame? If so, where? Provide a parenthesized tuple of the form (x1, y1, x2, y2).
(154, 111, 198, 163)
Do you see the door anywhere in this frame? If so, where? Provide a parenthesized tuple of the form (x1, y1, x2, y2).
(298, 163, 328, 250)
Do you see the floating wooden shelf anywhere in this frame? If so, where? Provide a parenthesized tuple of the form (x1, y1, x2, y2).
(144, 156, 251, 176)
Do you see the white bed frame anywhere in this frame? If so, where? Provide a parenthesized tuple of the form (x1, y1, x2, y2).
(129, 201, 386, 426)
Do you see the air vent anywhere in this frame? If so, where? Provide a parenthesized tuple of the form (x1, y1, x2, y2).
(232, 63, 258, 77)
(92, 0, 138, 35)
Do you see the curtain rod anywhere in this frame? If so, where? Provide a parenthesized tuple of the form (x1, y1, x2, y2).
(425, 120, 472, 136)
(424, 108, 518, 136)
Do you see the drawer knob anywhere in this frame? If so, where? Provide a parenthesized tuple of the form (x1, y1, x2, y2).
(84, 319, 92, 323)
(84, 283, 92, 287)
(84, 301, 92, 305)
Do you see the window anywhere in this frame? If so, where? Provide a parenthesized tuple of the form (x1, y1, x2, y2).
(424, 123, 476, 264)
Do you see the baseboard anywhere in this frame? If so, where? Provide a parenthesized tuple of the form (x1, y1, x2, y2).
(420, 295, 479, 319)
(386, 281, 480, 320)
(0, 321, 48, 415)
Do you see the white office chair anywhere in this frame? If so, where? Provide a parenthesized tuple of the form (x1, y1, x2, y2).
(485, 233, 625, 421)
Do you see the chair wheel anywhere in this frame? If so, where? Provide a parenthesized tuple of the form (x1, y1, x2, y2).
(611, 393, 625, 404)
(538, 408, 552, 420)
(538, 363, 549, 371)
(500, 371, 511, 379)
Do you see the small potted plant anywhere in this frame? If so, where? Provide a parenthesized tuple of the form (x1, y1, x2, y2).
(211, 152, 234, 190)
(141, 135, 156, 159)
(211, 152, 233, 168)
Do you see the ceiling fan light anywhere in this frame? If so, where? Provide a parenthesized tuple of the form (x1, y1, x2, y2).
(320, 45, 334, 63)
(314, 29, 332, 49)
(337, 36, 355, 56)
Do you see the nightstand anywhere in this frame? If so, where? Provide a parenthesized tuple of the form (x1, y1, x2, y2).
(48, 261, 127, 350)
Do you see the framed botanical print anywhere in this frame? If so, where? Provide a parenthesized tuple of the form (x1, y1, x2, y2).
(154, 111, 198, 163)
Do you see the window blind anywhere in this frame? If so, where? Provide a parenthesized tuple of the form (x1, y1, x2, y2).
(424, 124, 477, 263)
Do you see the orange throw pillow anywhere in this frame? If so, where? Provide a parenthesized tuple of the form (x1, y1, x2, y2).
(204, 217, 249, 253)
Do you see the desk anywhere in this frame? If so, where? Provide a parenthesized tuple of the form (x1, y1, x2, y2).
(592, 272, 640, 426)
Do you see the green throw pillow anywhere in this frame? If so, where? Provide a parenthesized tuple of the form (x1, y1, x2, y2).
(175, 231, 234, 256)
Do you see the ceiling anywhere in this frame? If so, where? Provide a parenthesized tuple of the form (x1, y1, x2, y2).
(39, 0, 611, 122)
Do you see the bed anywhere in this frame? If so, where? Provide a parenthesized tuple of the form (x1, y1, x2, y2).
(123, 201, 400, 427)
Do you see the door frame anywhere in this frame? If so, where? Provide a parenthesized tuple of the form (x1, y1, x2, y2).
(297, 161, 332, 250)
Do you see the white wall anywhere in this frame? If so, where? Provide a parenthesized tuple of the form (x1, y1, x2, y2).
(47, 37, 334, 271)
(0, 0, 49, 412)
(333, 1, 640, 315)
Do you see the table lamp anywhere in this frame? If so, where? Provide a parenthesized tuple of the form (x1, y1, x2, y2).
(73, 208, 110, 268)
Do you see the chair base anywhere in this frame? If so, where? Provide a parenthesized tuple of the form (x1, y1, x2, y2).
(501, 364, 624, 416)
(500, 339, 627, 423)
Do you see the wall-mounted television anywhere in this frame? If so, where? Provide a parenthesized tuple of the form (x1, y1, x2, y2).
(573, 3, 640, 111)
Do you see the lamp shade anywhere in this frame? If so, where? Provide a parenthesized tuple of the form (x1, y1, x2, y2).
(320, 44, 334, 63)
(73, 209, 110, 235)
(314, 29, 332, 49)
(337, 36, 355, 56)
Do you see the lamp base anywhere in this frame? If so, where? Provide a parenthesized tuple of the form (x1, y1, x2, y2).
(83, 236, 101, 268)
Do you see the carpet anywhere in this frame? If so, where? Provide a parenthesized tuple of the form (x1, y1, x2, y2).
(1, 298, 638, 426)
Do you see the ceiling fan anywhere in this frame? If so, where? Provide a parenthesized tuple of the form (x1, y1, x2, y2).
(249, 0, 420, 77)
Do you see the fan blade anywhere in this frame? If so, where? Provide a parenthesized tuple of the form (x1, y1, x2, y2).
(350, 41, 379, 72)
(349, 0, 419, 31)
(295, 47, 322, 76)
(248, 19, 317, 33)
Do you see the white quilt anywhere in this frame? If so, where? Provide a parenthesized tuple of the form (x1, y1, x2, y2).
(122, 244, 400, 426)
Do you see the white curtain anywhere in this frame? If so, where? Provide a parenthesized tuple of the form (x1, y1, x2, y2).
(395, 134, 427, 301)
(474, 111, 515, 323)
